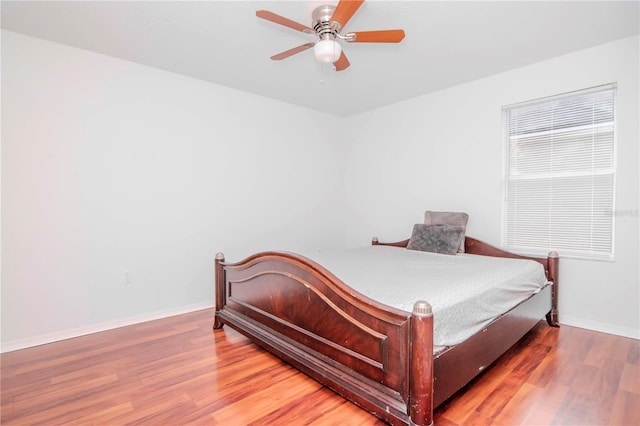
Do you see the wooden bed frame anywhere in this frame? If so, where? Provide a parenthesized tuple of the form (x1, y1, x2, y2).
(213, 236, 559, 425)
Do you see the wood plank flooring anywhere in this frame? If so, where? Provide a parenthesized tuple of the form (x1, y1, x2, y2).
(2, 308, 638, 425)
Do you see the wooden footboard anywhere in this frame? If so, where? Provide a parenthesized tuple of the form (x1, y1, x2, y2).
(213, 251, 433, 425)
(213, 238, 559, 425)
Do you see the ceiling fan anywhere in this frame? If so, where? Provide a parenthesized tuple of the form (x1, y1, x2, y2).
(256, 0, 405, 71)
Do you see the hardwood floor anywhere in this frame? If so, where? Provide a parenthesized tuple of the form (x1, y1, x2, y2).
(2, 308, 638, 425)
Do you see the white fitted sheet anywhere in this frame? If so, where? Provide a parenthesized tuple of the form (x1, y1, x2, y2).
(302, 245, 549, 347)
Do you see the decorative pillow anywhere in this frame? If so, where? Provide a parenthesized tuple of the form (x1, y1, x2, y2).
(407, 224, 466, 255)
(424, 211, 469, 253)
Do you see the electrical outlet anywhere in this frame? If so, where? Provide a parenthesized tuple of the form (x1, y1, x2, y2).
(123, 271, 133, 286)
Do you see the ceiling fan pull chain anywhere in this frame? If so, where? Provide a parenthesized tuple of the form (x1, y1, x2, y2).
(319, 60, 326, 85)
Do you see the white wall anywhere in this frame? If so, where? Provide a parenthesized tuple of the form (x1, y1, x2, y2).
(1, 31, 346, 351)
(342, 35, 640, 339)
(3, 31, 638, 352)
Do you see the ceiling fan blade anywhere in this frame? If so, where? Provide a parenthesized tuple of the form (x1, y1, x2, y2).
(333, 51, 351, 71)
(346, 29, 406, 43)
(270, 42, 315, 61)
(331, 0, 364, 28)
(256, 10, 315, 33)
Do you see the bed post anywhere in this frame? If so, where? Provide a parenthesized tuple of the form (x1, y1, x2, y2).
(213, 252, 225, 329)
(546, 251, 560, 327)
(409, 301, 434, 426)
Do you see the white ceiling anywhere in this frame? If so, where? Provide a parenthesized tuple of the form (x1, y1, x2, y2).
(2, 1, 639, 117)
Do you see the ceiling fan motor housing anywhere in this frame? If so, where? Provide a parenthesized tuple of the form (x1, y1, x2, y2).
(312, 5, 341, 40)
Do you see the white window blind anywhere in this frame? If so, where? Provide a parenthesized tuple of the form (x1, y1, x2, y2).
(503, 84, 616, 259)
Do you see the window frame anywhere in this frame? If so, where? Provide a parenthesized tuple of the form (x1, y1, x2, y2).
(501, 84, 617, 261)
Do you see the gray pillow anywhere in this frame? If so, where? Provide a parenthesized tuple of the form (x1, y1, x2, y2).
(424, 211, 469, 252)
(407, 224, 465, 255)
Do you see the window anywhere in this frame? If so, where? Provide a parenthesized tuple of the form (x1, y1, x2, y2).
(503, 84, 616, 260)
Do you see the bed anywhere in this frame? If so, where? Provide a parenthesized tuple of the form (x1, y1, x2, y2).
(213, 228, 559, 425)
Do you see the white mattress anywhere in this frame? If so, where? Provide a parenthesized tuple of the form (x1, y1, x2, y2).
(302, 245, 549, 347)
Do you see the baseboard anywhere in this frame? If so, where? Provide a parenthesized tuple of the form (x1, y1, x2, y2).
(4, 307, 636, 353)
(560, 315, 640, 340)
(0, 302, 215, 353)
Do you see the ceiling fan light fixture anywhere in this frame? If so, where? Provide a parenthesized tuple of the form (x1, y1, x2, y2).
(314, 39, 342, 63)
